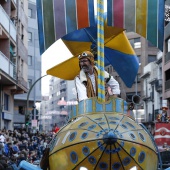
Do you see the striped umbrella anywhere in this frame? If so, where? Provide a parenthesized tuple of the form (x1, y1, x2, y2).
(107, 0, 165, 51)
(46, 26, 139, 88)
(36, 0, 95, 55)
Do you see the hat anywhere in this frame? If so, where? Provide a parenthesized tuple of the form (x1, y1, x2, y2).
(78, 51, 95, 65)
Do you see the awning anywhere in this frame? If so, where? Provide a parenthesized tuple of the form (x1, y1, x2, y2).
(57, 100, 67, 106)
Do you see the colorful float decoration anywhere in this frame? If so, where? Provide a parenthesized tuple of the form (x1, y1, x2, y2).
(35, 0, 166, 170)
(48, 97, 158, 170)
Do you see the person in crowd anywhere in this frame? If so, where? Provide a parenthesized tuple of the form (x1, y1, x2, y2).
(0, 131, 6, 145)
(74, 51, 120, 102)
(0, 128, 53, 168)
(4, 142, 13, 157)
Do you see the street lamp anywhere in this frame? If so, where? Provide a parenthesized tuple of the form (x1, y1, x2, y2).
(26, 74, 47, 132)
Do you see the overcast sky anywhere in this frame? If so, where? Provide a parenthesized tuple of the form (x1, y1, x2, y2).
(41, 40, 72, 95)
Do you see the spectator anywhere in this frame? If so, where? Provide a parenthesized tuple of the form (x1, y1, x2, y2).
(0, 131, 6, 145)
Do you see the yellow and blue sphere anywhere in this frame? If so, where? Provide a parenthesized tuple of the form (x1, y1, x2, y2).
(48, 97, 158, 170)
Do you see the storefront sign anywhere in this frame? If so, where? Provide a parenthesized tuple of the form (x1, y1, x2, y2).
(32, 120, 37, 127)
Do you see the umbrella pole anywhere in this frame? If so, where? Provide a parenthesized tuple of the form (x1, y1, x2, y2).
(97, 0, 105, 102)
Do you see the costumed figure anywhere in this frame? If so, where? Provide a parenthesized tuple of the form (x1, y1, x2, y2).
(74, 51, 120, 102)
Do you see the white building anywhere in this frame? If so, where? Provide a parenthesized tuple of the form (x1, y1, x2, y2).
(140, 51, 163, 123)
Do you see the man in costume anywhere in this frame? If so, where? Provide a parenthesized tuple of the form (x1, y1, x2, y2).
(75, 51, 120, 102)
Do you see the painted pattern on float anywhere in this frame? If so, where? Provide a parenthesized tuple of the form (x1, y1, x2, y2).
(48, 97, 158, 170)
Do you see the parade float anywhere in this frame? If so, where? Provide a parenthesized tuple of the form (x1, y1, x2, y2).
(154, 101, 170, 169)
(20, 0, 167, 170)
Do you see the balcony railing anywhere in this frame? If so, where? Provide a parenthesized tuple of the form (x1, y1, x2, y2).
(0, 5, 16, 42)
(0, 51, 16, 80)
(0, 5, 9, 32)
(165, 79, 170, 91)
(10, 20, 16, 42)
(165, 52, 170, 63)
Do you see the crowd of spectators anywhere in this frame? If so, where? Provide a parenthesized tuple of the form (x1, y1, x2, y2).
(0, 128, 53, 170)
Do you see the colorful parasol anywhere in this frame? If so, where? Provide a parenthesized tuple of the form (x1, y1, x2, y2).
(47, 25, 139, 88)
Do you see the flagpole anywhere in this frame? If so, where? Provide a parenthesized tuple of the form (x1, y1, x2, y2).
(97, 0, 105, 102)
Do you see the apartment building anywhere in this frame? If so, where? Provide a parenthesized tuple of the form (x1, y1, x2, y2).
(105, 34, 159, 106)
(14, 0, 41, 129)
(163, 10, 170, 115)
(40, 77, 77, 131)
(140, 51, 163, 121)
(0, 0, 28, 130)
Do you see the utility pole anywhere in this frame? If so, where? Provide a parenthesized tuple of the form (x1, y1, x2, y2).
(33, 32, 36, 124)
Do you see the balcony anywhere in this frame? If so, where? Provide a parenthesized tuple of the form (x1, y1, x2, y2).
(0, 51, 16, 79)
(10, 20, 16, 42)
(0, 5, 9, 32)
(0, 5, 16, 42)
(165, 52, 170, 64)
(165, 79, 170, 91)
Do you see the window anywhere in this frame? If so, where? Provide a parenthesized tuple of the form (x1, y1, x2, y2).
(28, 79, 32, 89)
(134, 37, 140, 43)
(134, 38, 141, 48)
(134, 42, 141, 48)
(129, 37, 141, 49)
(165, 69, 170, 81)
(165, 38, 170, 53)
(126, 92, 141, 102)
(60, 89, 66, 93)
(28, 8, 32, 18)
(21, 24, 24, 41)
(60, 80, 66, 85)
(4, 94, 9, 111)
(28, 32, 32, 41)
(134, 38, 141, 49)
(21, 59, 23, 77)
(134, 74, 140, 84)
(148, 55, 156, 63)
(57, 91, 60, 96)
(28, 55, 32, 66)
(19, 106, 24, 115)
(107, 67, 110, 73)
(137, 55, 141, 64)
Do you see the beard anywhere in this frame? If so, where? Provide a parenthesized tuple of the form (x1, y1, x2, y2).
(81, 66, 90, 73)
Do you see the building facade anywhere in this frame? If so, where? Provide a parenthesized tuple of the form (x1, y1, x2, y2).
(14, 0, 41, 129)
(0, 0, 28, 130)
(40, 77, 77, 131)
(140, 51, 163, 123)
(163, 9, 170, 115)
